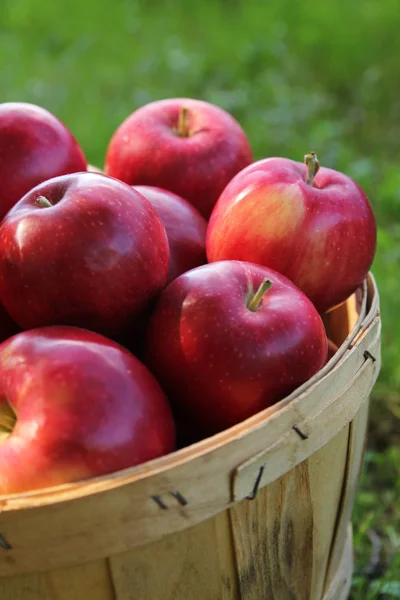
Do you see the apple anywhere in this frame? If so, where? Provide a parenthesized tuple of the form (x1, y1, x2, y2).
(0, 102, 87, 220)
(133, 186, 207, 283)
(105, 98, 253, 219)
(206, 153, 376, 314)
(0, 172, 170, 339)
(146, 260, 328, 438)
(0, 326, 176, 494)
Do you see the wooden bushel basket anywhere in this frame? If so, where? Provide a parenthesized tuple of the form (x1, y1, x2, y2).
(0, 274, 381, 600)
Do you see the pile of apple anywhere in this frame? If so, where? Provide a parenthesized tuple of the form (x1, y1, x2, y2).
(0, 100, 376, 495)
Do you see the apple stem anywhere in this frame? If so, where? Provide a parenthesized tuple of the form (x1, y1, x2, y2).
(247, 278, 273, 312)
(0, 401, 16, 436)
(0, 422, 12, 434)
(304, 152, 320, 186)
(35, 195, 53, 208)
(177, 106, 190, 137)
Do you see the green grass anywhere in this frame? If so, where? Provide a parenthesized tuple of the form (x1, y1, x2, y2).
(1, 0, 399, 596)
(352, 448, 400, 599)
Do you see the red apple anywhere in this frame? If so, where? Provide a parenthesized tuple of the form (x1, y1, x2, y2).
(0, 102, 87, 220)
(146, 260, 328, 438)
(0, 172, 170, 339)
(0, 326, 176, 494)
(134, 186, 207, 283)
(105, 98, 253, 219)
(206, 153, 376, 314)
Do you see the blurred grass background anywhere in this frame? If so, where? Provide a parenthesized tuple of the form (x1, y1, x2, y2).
(1, 0, 399, 596)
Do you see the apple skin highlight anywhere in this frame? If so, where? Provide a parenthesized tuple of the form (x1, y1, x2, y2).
(0, 172, 170, 340)
(0, 102, 87, 220)
(146, 260, 328, 438)
(207, 156, 376, 314)
(0, 326, 176, 495)
(105, 98, 253, 219)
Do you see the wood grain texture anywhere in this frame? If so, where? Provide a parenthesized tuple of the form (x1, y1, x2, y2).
(323, 398, 370, 592)
(214, 510, 241, 599)
(0, 516, 353, 600)
(0, 559, 115, 600)
(322, 526, 353, 600)
(0, 276, 380, 577)
(109, 512, 239, 600)
(229, 427, 349, 600)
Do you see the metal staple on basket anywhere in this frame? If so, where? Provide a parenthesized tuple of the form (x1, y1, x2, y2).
(151, 491, 189, 509)
(0, 534, 12, 550)
(292, 425, 309, 440)
(246, 465, 265, 501)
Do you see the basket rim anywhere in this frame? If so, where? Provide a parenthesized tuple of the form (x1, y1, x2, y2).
(0, 273, 379, 511)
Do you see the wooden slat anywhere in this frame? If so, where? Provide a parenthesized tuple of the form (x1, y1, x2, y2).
(322, 525, 353, 600)
(109, 513, 239, 600)
(0, 559, 115, 600)
(307, 429, 350, 600)
(229, 427, 349, 600)
(214, 510, 240, 599)
(323, 398, 370, 592)
(43, 559, 116, 600)
(0, 573, 47, 600)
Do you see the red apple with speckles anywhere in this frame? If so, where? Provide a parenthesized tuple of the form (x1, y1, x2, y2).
(134, 186, 207, 283)
(206, 153, 376, 314)
(0, 102, 87, 220)
(0, 326, 176, 494)
(146, 260, 328, 438)
(105, 98, 253, 219)
(0, 172, 170, 339)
